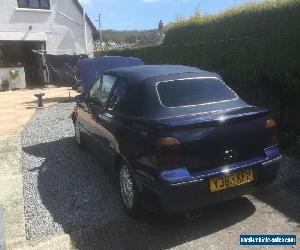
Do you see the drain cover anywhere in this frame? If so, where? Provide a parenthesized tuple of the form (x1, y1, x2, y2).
(0, 208, 5, 250)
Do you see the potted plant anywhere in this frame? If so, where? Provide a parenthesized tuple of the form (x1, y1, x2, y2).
(1, 79, 9, 91)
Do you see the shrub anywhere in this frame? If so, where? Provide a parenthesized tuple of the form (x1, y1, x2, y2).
(1, 79, 9, 91)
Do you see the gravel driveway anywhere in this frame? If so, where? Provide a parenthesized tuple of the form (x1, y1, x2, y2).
(22, 103, 124, 239)
(22, 103, 300, 249)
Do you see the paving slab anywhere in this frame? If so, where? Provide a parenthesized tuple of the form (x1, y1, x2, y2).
(0, 135, 26, 250)
(0, 208, 5, 250)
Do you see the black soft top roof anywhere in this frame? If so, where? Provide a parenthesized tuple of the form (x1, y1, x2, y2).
(105, 65, 219, 84)
(104, 65, 248, 120)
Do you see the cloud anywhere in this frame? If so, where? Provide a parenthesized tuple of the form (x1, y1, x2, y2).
(79, 0, 93, 5)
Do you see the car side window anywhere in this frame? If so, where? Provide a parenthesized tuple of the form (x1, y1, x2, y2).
(90, 75, 116, 105)
(107, 79, 127, 114)
(89, 78, 101, 103)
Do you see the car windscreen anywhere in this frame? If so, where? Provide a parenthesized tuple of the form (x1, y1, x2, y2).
(156, 77, 237, 107)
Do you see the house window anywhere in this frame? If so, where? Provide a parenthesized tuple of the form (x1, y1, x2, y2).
(0, 43, 24, 67)
(17, 0, 50, 9)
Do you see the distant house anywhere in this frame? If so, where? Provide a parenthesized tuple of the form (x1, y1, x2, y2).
(0, 0, 97, 89)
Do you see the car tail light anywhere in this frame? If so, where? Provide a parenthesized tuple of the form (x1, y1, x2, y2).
(266, 119, 277, 146)
(157, 137, 184, 167)
(266, 119, 276, 128)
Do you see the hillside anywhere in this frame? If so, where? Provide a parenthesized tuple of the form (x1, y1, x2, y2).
(98, 29, 163, 49)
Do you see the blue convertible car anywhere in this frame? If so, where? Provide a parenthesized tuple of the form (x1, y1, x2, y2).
(73, 64, 281, 217)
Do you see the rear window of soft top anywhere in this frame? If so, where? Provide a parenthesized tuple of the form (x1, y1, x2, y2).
(157, 77, 237, 107)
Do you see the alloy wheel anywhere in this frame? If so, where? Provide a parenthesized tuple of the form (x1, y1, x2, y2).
(120, 164, 135, 209)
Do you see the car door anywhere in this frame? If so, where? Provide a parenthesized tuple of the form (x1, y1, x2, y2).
(77, 76, 102, 149)
(86, 74, 117, 164)
(96, 78, 128, 169)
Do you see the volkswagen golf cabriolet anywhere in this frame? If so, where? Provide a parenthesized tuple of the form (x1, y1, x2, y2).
(73, 65, 281, 217)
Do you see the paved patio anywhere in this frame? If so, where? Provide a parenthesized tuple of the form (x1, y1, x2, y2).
(0, 87, 79, 136)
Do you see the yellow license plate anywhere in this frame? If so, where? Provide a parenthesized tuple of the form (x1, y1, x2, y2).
(209, 168, 254, 192)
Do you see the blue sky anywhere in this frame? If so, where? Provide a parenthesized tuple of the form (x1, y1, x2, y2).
(79, 0, 261, 30)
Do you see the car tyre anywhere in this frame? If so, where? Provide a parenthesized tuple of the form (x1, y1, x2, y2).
(75, 120, 85, 149)
(119, 162, 143, 217)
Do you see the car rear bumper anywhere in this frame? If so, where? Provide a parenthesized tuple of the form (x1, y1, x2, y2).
(159, 160, 279, 215)
(137, 146, 281, 215)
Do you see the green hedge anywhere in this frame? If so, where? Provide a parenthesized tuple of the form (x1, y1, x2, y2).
(95, 0, 300, 131)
